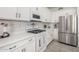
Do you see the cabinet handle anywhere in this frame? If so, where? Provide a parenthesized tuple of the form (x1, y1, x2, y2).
(36, 7, 38, 11)
(39, 40, 41, 47)
(16, 13, 18, 18)
(29, 39, 32, 41)
(21, 49, 23, 52)
(19, 13, 21, 18)
(9, 45, 16, 50)
(43, 37, 45, 44)
(21, 48, 26, 52)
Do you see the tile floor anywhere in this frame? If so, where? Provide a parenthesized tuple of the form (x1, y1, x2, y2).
(44, 40, 79, 52)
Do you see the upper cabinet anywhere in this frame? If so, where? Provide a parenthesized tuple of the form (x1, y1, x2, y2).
(0, 7, 30, 21)
(30, 7, 41, 21)
(30, 7, 40, 15)
(30, 7, 51, 22)
(0, 7, 52, 22)
(17, 7, 30, 21)
(40, 7, 51, 22)
(0, 7, 17, 20)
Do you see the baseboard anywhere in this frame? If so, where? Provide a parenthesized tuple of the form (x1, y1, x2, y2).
(47, 39, 55, 47)
(58, 41, 77, 47)
(40, 46, 47, 52)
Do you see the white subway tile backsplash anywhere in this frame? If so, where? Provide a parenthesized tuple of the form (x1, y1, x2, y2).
(0, 20, 55, 36)
(0, 20, 32, 36)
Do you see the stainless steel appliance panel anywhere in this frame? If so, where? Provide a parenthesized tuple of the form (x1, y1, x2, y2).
(59, 16, 66, 32)
(58, 33, 66, 43)
(58, 15, 78, 46)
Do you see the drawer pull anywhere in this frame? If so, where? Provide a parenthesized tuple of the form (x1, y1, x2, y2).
(16, 13, 18, 18)
(29, 39, 32, 41)
(9, 45, 16, 50)
(21, 48, 26, 52)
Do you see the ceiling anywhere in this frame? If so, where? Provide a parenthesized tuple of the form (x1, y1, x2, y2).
(48, 7, 76, 12)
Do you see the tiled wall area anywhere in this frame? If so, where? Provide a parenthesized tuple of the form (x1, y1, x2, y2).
(0, 20, 54, 37)
(0, 20, 32, 36)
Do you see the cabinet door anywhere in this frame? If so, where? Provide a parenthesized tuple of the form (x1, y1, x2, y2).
(0, 7, 17, 20)
(18, 7, 30, 21)
(46, 31, 51, 45)
(30, 7, 40, 15)
(40, 8, 47, 21)
(45, 30, 53, 45)
(40, 8, 51, 22)
(53, 29, 58, 40)
(13, 44, 27, 52)
(36, 37, 42, 51)
(13, 37, 35, 52)
(36, 35, 44, 52)
(26, 37, 35, 52)
(45, 8, 51, 22)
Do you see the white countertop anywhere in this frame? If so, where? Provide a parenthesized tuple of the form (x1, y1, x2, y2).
(0, 32, 35, 47)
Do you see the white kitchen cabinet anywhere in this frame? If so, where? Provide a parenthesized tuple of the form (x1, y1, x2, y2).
(17, 7, 30, 21)
(30, 7, 41, 21)
(13, 36, 35, 52)
(36, 33, 45, 52)
(53, 29, 58, 40)
(13, 37, 35, 52)
(0, 7, 17, 20)
(45, 29, 53, 45)
(26, 36, 35, 52)
(51, 12, 59, 22)
(13, 44, 27, 52)
(30, 7, 40, 15)
(40, 7, 51, 22)
(40, 8, 47, 21)
(0, 36, 35, 52)
(0, 7, 30, 21)
(0, 38, 29, 52)
(30, 7, 51, 22)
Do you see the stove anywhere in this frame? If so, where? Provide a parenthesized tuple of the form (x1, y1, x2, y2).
(27, 29, 46, 34)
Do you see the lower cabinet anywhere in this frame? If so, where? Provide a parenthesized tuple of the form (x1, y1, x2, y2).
(13, 44, 27, 52)
(0, 33, 46, 52)
(45, 30, 53, 46)
(26, 37, 35, 52)
(36, 33, 46, 52)
(0, 36, 35, 52)
(53, 29, 58, 40)
(13, 36, 35, 52)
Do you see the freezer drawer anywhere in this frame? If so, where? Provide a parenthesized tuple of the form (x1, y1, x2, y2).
(68, 34, 77, 46)
(59, 33, 77, 46)
(58, 33, 66, 43)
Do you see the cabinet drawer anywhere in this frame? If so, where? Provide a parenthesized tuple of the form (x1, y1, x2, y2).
(0, 39, 28, 51)
(13, 43, 27, 52)
(13, 37, 35, 52)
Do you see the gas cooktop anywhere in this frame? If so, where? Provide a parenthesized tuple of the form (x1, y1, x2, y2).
(27, 29, 46, 34)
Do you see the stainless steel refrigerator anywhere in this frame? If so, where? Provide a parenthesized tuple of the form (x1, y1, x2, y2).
(58, 15, 78, 47)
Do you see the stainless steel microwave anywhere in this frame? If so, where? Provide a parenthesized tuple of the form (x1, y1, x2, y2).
(33, 14, 40, 19)
(30, 14, 40, 21)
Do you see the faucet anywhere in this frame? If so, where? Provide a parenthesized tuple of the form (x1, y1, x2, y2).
(0, 23, 10, 39)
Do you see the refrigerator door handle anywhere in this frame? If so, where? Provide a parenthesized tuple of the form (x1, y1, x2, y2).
(66, 18, 68, 31)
